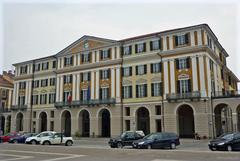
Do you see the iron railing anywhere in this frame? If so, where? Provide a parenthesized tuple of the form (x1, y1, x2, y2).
(167, 91, 201, 102)
(212, 90, 240, 98)
(10, 105, 28, 111)
(55, 98, 116, 108)
(0, 108, 11, 113)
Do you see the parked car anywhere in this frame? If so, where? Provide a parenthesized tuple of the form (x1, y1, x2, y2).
(25, 131, 55, 145)
(9, 133, 36, 143)
(40, 133, 73, 146)
(208, 132, 240, 151)
(132, 132, 180, 149)
(0, 132, 20, 143)
(108, 131, 145, 148)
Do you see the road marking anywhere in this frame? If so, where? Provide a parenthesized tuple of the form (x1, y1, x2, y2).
(0, 153, 33, 161)
(40, 155, 85, 161)
(152, 160, 183, 161)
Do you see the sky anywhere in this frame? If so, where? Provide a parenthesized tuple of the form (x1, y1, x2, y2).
(0, 0, 240, 88)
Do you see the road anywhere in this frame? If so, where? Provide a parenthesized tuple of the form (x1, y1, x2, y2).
(0, 139, 240, 161)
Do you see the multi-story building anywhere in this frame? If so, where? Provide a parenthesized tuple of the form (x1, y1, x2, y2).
(11, 24, 240, 138)
(0, 71, 14, 134)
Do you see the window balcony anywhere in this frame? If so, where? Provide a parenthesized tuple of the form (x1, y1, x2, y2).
(0, 108, 11, 113)
(55, 98, 116, 108)
(10, 105, 27, 111)
(212, 90, 240, 99)
(167, 91, 201, 102)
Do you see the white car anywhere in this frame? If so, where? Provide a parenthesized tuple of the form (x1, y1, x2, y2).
(25, 131, 55, 145)
(40, 133, 73, 146)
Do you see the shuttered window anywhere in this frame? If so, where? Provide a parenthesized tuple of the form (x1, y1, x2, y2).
(136, 84, 147, 98)
(175, 33, 189, 46)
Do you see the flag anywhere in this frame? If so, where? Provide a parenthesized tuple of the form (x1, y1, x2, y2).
(67, 93, 72, 103)
(87, 86, 91, 100)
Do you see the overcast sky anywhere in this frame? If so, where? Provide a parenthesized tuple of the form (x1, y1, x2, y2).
(0, 0, 240, 88)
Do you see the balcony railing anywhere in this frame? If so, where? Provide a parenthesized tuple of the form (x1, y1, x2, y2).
(55, 98, 116, 108)
(167, 91, 201, 102)
(212, 90, 240, 98)
(10, 105, 28, 111)
(0, 108, 11, 113)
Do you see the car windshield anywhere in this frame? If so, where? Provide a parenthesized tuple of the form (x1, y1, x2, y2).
(144, 133, 159, 140)
(221, 134, 233, 140)
(120, 132, 127, 138)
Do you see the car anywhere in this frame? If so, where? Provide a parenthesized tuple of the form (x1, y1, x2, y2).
(25, 131, 55, 145)
(132, 132, 180, 149)
(0, 132, 20, 143)
(108, 131, 145, 148)
(208, 132, 240, 151)
(40, 133, 73, 146)
(9, 133, 36, 144)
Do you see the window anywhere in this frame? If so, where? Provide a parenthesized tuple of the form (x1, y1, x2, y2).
(64, 56, 73, 66)
(125, 120, 130, 131)
(100, 69, 110, 80)
(207, 35, 212, 49)
(81, 89, 89, 101)
(52, 61, 56, 68)
(2, 90, 6, 97)
(135, 43, 146, 53)
(32, 95, 39, 105)
(175, 33, 189, 46)
(19, 82, 26, 89)
(155, 105, 161, 115)
(81, 72, 91, 82)
(18, 96, 25, 105)
(151, 63, 162, 73)
(136, 84, 147, 98)
(209, 59, 214, 72)
(63, 91, 72, 102)
(40, 94, 47, 104)
(150, 40, 161, 50)
(42, 62, 49, 70)
(123, 46, 132, 56)
(20, 65, 28, 74)
(64, 75, 72, 84)
(122, 67, 132, 77)
(122, 86, 132, 99)
(50, 121, 54, 131)
(82, 52, 91, 63)
(100, 49, 111, 59)
(41, 79, 48, 87)
(33, 111, 36, 118)
(136, 65, 147, 75)
(34, 64, 40, 72)
(33, 80, 39, 88)
(49, 93, 56, 104)
(176, 57, 190, 70)
(50, 111, 54, 118)
(125, 107, 130, 116)
(151, 82, 162, 96)
(156, 119, 162, 132)
(50, 78, 56, 86)
(100, 87, 109, 100)
(177, 79, 191, 94)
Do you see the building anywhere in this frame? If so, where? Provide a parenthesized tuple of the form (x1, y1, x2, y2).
(11, 24, 240, 138)
(0, 70, 14, 134)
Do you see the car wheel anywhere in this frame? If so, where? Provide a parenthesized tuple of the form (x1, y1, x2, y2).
(147, 144, 152, 149)
(31, 140, 37, 145)
(227, 145, 232, 151)
(13, 140, 18, 144)
(170, 143, 176, 149)
(43, 141, 50, 145)
(117, 142, 123, 148)
(65, 140, 73, 146)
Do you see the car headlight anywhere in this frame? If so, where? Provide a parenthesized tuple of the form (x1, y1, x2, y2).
(217, 142, 225, 145)
(138, 141, 145, 145)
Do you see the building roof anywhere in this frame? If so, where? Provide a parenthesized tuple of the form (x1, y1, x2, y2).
(0, 71, 14, 88)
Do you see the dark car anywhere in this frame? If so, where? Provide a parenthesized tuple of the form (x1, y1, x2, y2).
(208, 132, 240, 151)
(108, 131, 145, 148)
(9, 133, 36, 144)
(0, 132, 20, 143)
(132, 132, 180, 149)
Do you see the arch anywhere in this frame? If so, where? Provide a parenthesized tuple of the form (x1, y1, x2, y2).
(61, 110, 71, 137)
(0, 115, 5, 134)
(136, 107, 150, 135)
(177, 104, 195, 138)
(39, 112, 47, 132)
(78, 110, 90, 137)
(6, 115, 11, 133)
(236, 105, 240, 132)
(16, 112, 23, 132)
(98, 108, 111, 137)
(214, 103, 233, 137)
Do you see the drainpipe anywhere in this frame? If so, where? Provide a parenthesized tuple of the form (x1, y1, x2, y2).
(120, 43, 124, 133)
(210, 92, 215, 138)
(29, 60, 35, 133)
